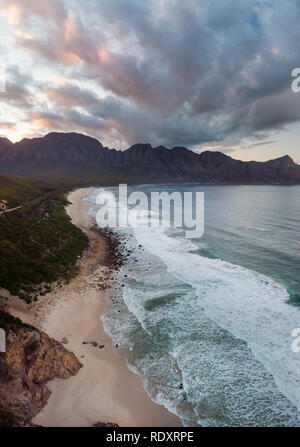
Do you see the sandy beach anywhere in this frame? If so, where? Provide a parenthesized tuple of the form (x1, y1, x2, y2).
(27, 188, 182, 427)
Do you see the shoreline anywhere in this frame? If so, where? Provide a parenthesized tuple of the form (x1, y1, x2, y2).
(30, 188, 182, 427)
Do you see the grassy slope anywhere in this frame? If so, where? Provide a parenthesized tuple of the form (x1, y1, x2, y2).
(0, 175, 43, 207)
(0, 176, 88, 302)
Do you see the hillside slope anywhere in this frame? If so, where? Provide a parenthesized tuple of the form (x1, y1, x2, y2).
(0, 175, 42, 207)
(0, 177, 88, 300)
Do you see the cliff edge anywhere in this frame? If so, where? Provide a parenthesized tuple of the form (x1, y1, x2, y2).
(0, 311, 82, 426)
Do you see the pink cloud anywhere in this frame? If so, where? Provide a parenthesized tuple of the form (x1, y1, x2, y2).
(1, 0, 66, 25)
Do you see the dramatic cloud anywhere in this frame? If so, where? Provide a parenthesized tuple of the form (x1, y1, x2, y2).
(0, 0, 300, 160)
(1, 0, 66, 25)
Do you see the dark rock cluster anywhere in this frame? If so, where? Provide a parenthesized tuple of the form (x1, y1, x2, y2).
(0, 311, 82, 426)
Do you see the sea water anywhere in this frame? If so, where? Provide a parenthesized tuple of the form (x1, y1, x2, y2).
(85, 185, 300, 426)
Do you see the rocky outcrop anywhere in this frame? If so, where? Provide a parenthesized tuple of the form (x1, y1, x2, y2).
(0, 311, 82, 427)
(0, 131, 300, 184)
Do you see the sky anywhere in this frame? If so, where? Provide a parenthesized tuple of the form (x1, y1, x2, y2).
(0, 0, 300, 162)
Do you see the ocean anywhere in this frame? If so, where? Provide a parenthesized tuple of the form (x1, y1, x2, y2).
(85, 185, 300, 427)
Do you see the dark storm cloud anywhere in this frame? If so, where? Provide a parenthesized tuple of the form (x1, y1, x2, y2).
(28, 108, 110, 136)
(46, 84, 100, 107)
(2, 0, 300, 149)
(247, 91, 300, 130)
(0, 65, 35, 108)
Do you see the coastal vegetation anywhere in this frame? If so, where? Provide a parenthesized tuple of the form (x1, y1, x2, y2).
(0, 177, 88, 427)
(0, 175, 88, 302)
(0, 175, 42, 208)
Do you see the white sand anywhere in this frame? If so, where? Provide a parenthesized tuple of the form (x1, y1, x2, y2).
(31, 188, 182, 427)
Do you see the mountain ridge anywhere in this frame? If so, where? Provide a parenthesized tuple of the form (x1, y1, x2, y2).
(0, 132, 299, 185)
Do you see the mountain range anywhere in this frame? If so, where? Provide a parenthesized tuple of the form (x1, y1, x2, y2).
(0, 132, 299, 185)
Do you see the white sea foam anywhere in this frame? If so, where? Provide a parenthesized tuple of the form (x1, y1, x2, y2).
(131, 222, 300, 415)
(86, 187, 300, 426)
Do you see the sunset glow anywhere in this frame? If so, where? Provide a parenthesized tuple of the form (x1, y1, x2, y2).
(0, 0, 300, 161)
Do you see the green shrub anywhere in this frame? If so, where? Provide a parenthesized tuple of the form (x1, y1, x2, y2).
(0, 182, 88, 300)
